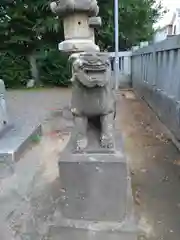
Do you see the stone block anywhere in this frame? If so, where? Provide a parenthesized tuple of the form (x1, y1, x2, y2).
(59, 153, 129, 222)
(50, 1, 100, 53)
(0, 122, 42, 178)
(89, 16, 102, 28)
(58, 39, 100, 53)
(58, 132, 136, 225)
(48, 226, 137, 240)
(50, 0, 99, 17)
(50, 131, 138, 239)
(63, 14, 91, 40)
(64, 127, 116, 154)
(89, 28, 95, 42)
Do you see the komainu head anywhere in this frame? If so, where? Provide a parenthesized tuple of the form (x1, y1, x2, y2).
(71, 52, 111, 88)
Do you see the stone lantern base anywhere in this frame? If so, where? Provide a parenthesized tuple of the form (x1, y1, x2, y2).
(58, 39, 100, 53)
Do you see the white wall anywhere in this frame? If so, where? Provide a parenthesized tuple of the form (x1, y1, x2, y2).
(172, 9, 180, 35)
(153, 27, 168, 42)
(154, 9, 180, 43)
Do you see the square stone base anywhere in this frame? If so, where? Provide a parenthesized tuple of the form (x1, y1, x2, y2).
(51, 151, 137, 239)
(56, 131, 138, 239)
(59, 153, 130, 222)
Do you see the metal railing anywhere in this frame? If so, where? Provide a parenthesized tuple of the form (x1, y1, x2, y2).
(109, 51, 132, 88)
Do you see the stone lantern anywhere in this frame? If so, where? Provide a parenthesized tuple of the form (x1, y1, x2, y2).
(50, 0, 102, 53)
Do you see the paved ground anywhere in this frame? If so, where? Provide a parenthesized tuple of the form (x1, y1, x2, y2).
(6, 88, 71, 125)
(0, 88, 180, 239)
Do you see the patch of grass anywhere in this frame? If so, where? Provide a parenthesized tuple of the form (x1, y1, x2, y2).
(30, 134, 41, 143)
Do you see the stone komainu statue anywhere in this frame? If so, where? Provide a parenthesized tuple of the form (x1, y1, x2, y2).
(70, 52, 116, 150)
(50, 0, 116, 151)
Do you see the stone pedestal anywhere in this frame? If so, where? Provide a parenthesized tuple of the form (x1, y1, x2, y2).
(50, 127, 138, 239)
(59, 150, 132, 223)
(50, 153, 138, 239)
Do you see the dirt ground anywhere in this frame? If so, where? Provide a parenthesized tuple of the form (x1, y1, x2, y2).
(0, 89, 180, 240)
(118, 90, 180, 240)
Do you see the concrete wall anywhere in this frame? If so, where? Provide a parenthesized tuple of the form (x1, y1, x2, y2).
(132, 35, 180, 140)
(109, 51, 132, 88)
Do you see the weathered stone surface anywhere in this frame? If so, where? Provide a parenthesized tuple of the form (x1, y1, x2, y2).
(49, 0, 137, 238)
(55, 131, 138, 239)
(89, 16, 102, 28)
(63, 13, 92, 40)
(59, 154, 128, 222)
(65, 127, 116, 154)
(48, 226, 138, 240)
(70, 52, 116, 151)
(58, 130, 135, 220)
(0, 123, 42, 178)
(71, 52, 112, 88)
(50, 1, 100, 51)
(58, 39, 100, 53)
(50, 0, 99, 17)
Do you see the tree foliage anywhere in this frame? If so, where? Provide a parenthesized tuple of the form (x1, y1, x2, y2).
(0, 52, 30, 88)
(0, 0, 66, 85)
(0, 49, 71, 88)
(0, 0, 62, 54)
(38, 47, 71, 86)
(0, 0, 163, 88)
(97, 0, 163, 50)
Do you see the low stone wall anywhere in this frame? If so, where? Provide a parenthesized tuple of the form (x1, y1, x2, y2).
(132, 35, 180, 140)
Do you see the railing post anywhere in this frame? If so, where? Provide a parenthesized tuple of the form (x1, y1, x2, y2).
(0, 79, 8, 132)
(114, 0, 119, 90)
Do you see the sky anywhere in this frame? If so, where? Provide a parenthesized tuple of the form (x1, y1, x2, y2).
(161, 0, 180, 10)
(154, 0, 180, 28)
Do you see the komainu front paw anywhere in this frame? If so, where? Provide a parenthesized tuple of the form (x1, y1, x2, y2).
(76, 137, 88, 151)
(100, 134, 114, 149)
